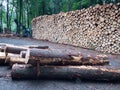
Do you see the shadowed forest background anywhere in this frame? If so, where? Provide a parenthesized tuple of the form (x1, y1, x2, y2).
(0, 0, 120, 35)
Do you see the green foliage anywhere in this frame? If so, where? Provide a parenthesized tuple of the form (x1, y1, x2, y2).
(72, 1, 81, 10)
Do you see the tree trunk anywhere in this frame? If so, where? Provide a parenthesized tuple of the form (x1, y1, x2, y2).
(26, 0, 29, 28)
(11, 64, 120, 81)
(0, 1, 3, 33)
(6, 0, 9, 28)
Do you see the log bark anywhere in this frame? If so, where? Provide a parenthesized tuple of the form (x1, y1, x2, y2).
(11, 64, 120, 81)
(25, 49, 109, 65)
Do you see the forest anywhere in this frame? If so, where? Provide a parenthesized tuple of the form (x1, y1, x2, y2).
(0, 0, 120, 35)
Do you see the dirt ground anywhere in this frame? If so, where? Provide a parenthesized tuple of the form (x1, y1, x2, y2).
(0, 37, 120, 90)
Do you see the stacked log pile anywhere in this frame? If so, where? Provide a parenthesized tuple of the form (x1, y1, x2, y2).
(32, 3, 120, 54)
(0, 42, 120, 81)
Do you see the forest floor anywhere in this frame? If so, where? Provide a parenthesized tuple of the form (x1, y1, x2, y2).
(0, 37, 120, 90)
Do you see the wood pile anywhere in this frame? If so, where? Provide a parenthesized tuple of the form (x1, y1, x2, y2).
(0, 34, 13, 37)
(0, 42, 120, 81)
(32, 3, 120, 54)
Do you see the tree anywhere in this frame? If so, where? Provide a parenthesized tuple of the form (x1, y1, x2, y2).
(0, 0, 3, 33)
(6, 0, 9, 28)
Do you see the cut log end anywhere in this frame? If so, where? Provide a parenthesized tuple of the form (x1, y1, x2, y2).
(25, 48, 30, 64)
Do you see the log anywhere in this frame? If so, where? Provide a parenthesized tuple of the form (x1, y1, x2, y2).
(0, 52, 6, 65)
(4, 45, 27, 54)
(0, 52, 9, 65)
(0, 53, 20, 65)
(11, 64, 120, 81)
(9, 56, 109, 66)
(0, 43, 7, 52)
(9, 57, 25, 67)
(28, 45, 49, 49)
(0, 43, 49, 55)
(25, 48, 109, 65)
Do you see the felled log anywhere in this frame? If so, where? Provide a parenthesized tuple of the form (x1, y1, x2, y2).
(0, 52, 19, 65)
(28, 45, 49, 49)
(11, 64, 120, 81)
(24, 48, 109, 65)
(4, 45, 27, 54)
(0, 43, 8, 52)
(8, 56, 109, 67)
(0, 52, 6, 65)
(0, 52, 20, 62)
(0, 43, 49, 55)
(9, 57, 25, 67)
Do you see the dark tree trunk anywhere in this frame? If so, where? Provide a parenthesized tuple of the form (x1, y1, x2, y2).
(0, 2, 3, 33)
(6, 0, 9, 28)
(19, 0, 22, 27)
(68, 0, 72, 11)
(26, 0, 29, 28)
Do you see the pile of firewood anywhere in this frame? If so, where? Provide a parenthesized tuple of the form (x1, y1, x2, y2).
(32, 3, 120, 54)
(0, 43, 120, 81)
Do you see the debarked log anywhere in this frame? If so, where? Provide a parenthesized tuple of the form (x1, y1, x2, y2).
(11, 64, 120, 81)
